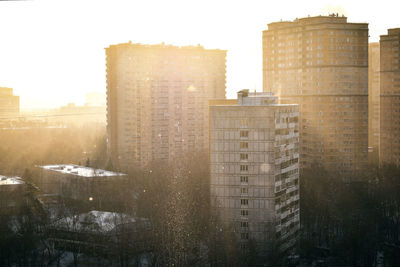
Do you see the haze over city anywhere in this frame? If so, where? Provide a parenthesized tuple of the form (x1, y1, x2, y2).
(0, 0, 399, 109)
(1, 0, 400, 266)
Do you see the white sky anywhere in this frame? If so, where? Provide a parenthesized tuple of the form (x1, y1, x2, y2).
(0, 0, 399, 109)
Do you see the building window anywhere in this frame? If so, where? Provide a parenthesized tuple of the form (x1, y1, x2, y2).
(240, 142, 248, 149)
(240, 153, 248, 160)
(241, 232, 249, 240)
(240, 119, 248, 128)
(240, 176, 248, 183)
(240, 165, 248, 172)
(240, 130, 249, 138)
(241, 187, 248, 194)
(241, 199, 249, 205)
(241, 221, 249, 228)
(241, 210, 249, 216)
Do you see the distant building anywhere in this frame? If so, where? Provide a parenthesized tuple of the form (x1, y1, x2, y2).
(380, 28, 400, 166)
(105, 42, 226, 170)
(210, 90, 300, 256)
(368, 42, 380, 164)
(51, 102, 106, 126)
(35, 164, 126, 208)
(263, 15, 368, 174)
(0, 87, 19, 119)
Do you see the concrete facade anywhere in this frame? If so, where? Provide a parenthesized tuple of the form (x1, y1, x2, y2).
(36, 164, 126, 208)
(210, 90, 300, 255)
(380, 28, 400, 166)
(263, 15, 368, 174)
(368, 42, 380, 164)
(105, 42, 226, 170)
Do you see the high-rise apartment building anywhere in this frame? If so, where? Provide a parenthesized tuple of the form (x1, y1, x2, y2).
(368, 43, 380, 164)
(380, 28, 400, 166)
(106, 42, 226, 169)
(263, 15, 368, 174)
(0, 87, 19, 118)
(210, 90, 300, 256)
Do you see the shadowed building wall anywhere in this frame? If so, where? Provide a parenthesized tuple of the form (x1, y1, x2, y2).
(263, 15, 368, 175)
(106, 43, 226, 170)
(380, 28, 400, 166)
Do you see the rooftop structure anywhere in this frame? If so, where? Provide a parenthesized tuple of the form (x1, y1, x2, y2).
(237, 90, 278, 105)
(39, 164, 126, 178)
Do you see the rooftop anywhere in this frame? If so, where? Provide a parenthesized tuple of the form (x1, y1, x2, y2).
(210, 90, 298, 108)
(387, 28, 400, 35)
(266, 15, 367, 31)
(38, 164, 126, 178)
(0, 176, 25, 186)
(106, 41, 226, 53)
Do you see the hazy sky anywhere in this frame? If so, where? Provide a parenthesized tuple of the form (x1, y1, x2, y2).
(0, 0, 399, 109)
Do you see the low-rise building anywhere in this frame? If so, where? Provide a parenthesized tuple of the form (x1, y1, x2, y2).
(0, 176, 28, 216)
(35, 164, 127, 209)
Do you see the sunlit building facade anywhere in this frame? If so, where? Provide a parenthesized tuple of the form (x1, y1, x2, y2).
(210, 90, 300, 256)
(380, 28, 400, 166)
(368, 42, 380, 164)
(106, 42, 226, 169)
(0, 87, 19, 119)
(263, 15, 368, 174)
